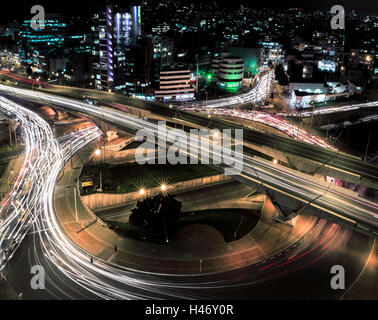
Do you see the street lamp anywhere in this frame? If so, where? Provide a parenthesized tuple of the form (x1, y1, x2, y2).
(139, 188, 146, 196)
(160, 184, 167, 192)
(94, 148, 101, 157)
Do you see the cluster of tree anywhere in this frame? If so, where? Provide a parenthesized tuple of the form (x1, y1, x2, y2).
(129, 193, 182, 238)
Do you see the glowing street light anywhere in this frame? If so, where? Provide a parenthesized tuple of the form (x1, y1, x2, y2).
(160, 184, 167, 192)
(139, 188, 146, 196)
(94, 149, 101, 157)
(273, 159, 278, 164)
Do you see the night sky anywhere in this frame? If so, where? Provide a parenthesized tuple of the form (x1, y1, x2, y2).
(0, 0, 377, 23)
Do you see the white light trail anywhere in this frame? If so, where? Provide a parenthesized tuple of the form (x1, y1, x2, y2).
(188, 70, 275, 109)
(0, 75, 374, 299)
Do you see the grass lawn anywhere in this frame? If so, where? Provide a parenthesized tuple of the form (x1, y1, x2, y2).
(81, 162, 220, 194)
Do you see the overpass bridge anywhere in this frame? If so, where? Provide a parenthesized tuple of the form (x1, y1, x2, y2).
(0, 85, 377, 238)
(1, 81, 378, 190)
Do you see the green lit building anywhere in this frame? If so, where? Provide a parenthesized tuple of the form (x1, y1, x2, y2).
(212, 52, 245, 92)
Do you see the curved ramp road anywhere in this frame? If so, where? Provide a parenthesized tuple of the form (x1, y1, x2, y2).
(0, 96, 64, 269)
(188, 70, 275, 108)
(0, 86, 376, 236)
(0, 95, 373, 300)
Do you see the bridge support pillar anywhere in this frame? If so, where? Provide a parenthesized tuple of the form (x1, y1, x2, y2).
(52, 107, 67, 121)
(264, 193, 298, 226)
(106, 130, 118, 142)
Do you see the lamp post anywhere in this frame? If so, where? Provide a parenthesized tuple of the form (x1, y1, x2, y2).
(74, 180, 79, 233)
(94, 148, 103, 192)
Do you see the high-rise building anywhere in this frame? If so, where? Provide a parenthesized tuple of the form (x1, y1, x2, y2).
(18, 14, 90, 77)
(150, 35, 174, 85)
(258, 40, 284, 68)
(118, 37, 154, 96)
(18, 16, 67, 74)
(92, 4, 146, 92)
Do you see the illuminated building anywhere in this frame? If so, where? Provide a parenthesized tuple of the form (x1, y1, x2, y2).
(155, 63, 195, 101)
(150, 35, 174, 85)
(18, 15, 89, 76)
(213, 53, 244, 92)
(92, 4, 144, 91)
(289, 82, 357, 108)
(18, 17, 67, 73)
(211, 52, 227, 81)
(258, 40, 284, 67)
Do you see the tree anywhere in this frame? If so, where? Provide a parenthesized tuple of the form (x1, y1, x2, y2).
(129, 193, 182, 238)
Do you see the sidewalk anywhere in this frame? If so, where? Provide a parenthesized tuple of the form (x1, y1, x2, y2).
(53, 147, 316, 275)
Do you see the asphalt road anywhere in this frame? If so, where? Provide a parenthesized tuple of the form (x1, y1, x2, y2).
(1, 87, 377, 237)
(34, 84, 378, 183)
(5, 215, 374, 299)
(0, 95, 375, 300)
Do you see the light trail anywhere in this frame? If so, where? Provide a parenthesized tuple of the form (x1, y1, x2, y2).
(181, 106, 337, 150)
(29, 131, 356, 299)
(0, 94, 373, 300)
(0, 96, 67, 269)
(187, 70, 275, 109)
(281, 101, 378, 118)
(0, 85, 376, 235)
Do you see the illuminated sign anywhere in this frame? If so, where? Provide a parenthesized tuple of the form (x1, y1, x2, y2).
(81, 181, 93, 187)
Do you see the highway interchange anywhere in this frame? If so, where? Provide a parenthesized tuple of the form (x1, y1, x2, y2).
(0, 85, 377, 236)
(0, 74, 376, 299)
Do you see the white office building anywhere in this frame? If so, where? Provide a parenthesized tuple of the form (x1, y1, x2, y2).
(155, 64, 195, 101)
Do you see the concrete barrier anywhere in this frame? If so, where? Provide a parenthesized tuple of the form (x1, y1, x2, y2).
(81, 174, 231, 211)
